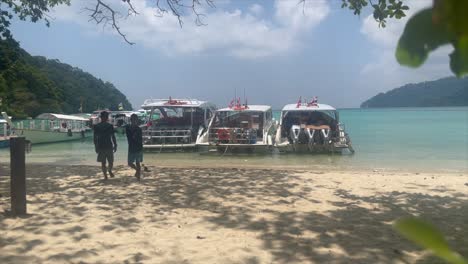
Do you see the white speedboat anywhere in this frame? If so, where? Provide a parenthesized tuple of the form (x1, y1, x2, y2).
(197, 100, 276, 153)
(111, 111, 138, 134)
(275, 98, 354, 153)
(141, 98, 217, 151)
(2, 112, 91, 145)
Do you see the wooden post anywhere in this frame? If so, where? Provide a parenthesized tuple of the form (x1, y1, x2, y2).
(10, 137, 26, 215)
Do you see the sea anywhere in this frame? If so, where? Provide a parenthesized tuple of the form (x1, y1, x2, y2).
(1, 107, 467, 173)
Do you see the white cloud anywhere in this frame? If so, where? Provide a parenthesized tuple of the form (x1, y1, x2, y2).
(249, 4, 264, 16)
(359, 0, 452, 91)
(51, 0, 330, 59)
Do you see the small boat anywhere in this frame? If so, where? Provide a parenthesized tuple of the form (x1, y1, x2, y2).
(141, 98, 217, 151)
(90, 109, 109, 127)
(275, 97, 354, 154)
(0, 117, 9, 148)
(196, 99, 276, 153)
(3, 112, 91, 145)
(110, 111, 137, 134)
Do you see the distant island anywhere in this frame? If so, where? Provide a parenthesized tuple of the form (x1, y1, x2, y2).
(0, 38, 132, 119)
(361, 77, 468, 108)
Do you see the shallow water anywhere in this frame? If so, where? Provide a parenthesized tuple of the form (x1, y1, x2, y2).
(0, 107, 467, 172)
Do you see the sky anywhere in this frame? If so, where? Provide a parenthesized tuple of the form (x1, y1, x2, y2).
(9, 0, 453, 109)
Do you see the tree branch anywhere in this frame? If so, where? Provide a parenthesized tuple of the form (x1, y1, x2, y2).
(84, 0, 215, 44)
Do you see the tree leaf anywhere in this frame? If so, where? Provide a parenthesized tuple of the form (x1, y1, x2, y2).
(450, 36, 468, 77)
(395, 218, 467, 264)
(395, 8, 452, 67)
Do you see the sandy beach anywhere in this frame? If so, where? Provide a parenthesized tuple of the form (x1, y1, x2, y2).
(0, 164, 467, 263)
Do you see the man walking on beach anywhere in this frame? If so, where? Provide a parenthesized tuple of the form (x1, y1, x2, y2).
(126, 114, 143, 180)
(94, 111, 117, 180)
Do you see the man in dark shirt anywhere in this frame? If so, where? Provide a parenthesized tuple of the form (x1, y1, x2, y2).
(126, 114, 143, 180)
(93, 111, 117, 180)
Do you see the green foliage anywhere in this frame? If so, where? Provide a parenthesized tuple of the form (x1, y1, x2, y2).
(341, 0, 409, 27)
(0, 38, 132, 118)
(395, 9, 451, 68)
(396, 1, 468, 77)
(395, 218, 467, 264)
(0, 0, 70, 39)
(361, 76, 468, 108)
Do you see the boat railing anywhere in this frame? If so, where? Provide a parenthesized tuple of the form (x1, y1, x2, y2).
(12, 119, 87, 132)
(143, 128, 192, 139)
(0, 123, 9, 138)
(208, 127, 258, 144)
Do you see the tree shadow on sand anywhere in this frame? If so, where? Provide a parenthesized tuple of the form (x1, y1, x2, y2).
(0, 163, 467, 263)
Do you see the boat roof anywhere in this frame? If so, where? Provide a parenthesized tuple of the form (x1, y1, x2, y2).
(217, 105, 272, 112)
(36, 113, 89, 121)
(142, 98, 213, 109)
(282, 103, 336, 111)
(111, 111, 137, 117)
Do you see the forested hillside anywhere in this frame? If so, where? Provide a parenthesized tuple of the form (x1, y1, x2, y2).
(361, 77, 468, 108)
(0, 38, 132, 118)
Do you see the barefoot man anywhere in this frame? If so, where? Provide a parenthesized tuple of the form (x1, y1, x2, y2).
(94, 111, 117, 180)
(126, 113, 143, 180)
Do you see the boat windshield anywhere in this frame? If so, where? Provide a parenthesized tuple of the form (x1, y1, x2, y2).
(281, 110, 338, 137)
(149, 107, 205, 127)
(213, 111, 264, 130)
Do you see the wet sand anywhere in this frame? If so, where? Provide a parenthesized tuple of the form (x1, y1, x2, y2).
(1, 164, 467, 263)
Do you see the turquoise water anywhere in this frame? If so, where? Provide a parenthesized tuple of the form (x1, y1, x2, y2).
(0, 107, 467, 172)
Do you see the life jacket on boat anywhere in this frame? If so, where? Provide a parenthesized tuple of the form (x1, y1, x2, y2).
(217, 128, 230, 142)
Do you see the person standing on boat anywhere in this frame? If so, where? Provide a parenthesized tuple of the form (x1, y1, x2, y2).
(93, 111, 117, 180)
(126, 114, 143, 180)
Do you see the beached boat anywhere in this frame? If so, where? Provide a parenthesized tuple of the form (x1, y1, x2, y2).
(141, 98, 216, 151)
(196, 100, 276, 153)
(111, 111, 137, 134)
(275, 97, 354, 153)
(0, 118, 9, 148)
(3, 113, 91, 145)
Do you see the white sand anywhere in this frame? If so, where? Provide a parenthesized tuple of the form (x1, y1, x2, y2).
(0, 164, 467, 263)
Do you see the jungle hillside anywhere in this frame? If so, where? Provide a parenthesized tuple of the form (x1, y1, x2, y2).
(0, 38, 132, 118)
(361, 77, 468, 108)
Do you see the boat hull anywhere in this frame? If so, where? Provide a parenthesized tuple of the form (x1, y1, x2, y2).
(276, 142, 353, 154)
(17, 129, 90, 144)
(0, 139, 9, 148)
(197, 143, 273, 154)
(143, 143, 197, 152)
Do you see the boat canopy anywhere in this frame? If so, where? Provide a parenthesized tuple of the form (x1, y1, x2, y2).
(281, 103, 338, 121)
(36, 113, 89, 121)
(217, 105, 271, 112)
(281, 103, 336, 111)
(142, 98, 214, 109)
(111, 111, 136, 117)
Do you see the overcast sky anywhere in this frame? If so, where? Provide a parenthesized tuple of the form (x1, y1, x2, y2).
(10, 0, 452, 109)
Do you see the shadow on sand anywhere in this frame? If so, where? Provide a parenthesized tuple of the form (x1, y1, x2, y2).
(0, 163, 467, 263)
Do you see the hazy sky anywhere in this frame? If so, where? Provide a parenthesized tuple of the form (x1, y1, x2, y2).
(10, 0, 452, 109)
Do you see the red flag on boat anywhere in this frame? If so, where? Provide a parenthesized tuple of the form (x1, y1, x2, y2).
(296, 96, 302, 108)
(228, 98, 235, 108)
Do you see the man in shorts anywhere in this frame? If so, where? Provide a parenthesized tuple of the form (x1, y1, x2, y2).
(126, 114, 143, 180)
(94, 111, 117, 180)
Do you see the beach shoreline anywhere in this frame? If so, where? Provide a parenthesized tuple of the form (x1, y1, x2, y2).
(1, 163, 467, 263)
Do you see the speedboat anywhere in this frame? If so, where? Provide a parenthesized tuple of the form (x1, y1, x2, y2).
(110, 111, 137, 134)
(2, 112, 91, 145)
(0, 117, 9, 148)
(275, 97, 354, 153)
(141, 98, 217, 151)
(197, 99, 276, 153)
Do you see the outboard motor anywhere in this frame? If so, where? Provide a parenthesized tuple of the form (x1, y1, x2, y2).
(290, 125, 301, 143)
